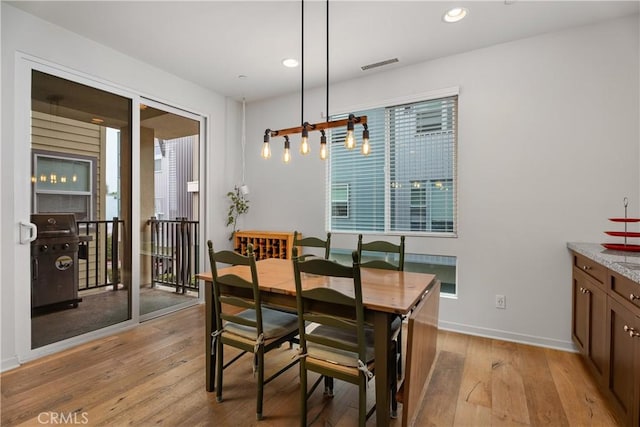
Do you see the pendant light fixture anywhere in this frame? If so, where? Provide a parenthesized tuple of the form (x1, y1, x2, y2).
(261, 0, 370, 162)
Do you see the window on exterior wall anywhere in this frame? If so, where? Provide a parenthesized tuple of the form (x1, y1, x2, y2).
(330, 248, 457, 295)
(410, 181, 427, 231)
(328, 94, 457, 235)
(33, 152, 95, 221)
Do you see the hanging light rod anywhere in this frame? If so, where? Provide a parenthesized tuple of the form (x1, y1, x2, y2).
(264, 114, 367, 138)
(261, 114, 369, 161)
(261, 0, 370, 162)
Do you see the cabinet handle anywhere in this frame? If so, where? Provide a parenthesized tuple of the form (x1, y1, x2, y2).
(630, 293, 640, 301)
(623, 325, 640, 338)
(582, 265, 592, 271)
(580, 287, 590, 294)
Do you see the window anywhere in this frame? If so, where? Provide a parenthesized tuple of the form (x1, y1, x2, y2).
(329, 248, 457, 295)
(328, 94, 457, 234)
(331, 183, 349, 218)
(410, 181, 427, 231)
(33, 152, 95, 220)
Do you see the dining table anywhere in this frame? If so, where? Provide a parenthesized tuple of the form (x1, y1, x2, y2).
(197, 257, 439, 426)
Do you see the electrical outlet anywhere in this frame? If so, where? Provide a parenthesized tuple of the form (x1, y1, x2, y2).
(495, 294, 506, 309)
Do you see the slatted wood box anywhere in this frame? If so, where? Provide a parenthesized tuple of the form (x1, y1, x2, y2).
(233, 230, 295, 260)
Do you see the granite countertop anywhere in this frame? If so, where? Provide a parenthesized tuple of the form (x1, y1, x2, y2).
(567, 242, 640, 284)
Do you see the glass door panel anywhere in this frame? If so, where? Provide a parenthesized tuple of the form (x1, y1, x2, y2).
(30, 70, 132, 349)
(139, 102, 200, 318)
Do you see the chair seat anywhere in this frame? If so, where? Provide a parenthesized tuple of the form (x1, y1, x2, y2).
(391, 314, 402, 333)
(225, 307, 298, 340)
(308, 325, 375, 367)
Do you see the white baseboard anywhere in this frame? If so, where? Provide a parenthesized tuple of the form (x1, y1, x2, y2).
(438, 320, 578, 352)
(1, 356, 20, 373)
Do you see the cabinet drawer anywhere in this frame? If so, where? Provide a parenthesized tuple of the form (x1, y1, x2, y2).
(609, 270, 640, 312)
(573, 253, 606, 285)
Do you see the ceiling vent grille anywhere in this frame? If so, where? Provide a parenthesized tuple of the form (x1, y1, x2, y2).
(361, 58, 399, 71)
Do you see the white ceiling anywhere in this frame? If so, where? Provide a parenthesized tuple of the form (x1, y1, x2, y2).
(9, 1, 640, 102)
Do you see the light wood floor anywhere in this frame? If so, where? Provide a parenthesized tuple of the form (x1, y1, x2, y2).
(1, 304, 621, 426)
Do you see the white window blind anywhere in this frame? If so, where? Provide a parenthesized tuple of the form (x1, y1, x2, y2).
(328, 95, 457, 235)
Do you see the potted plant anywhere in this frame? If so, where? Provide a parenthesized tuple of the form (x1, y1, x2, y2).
(226, 186, 249, 240)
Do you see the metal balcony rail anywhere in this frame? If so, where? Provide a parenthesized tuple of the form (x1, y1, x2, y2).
(76, 217, 123, 291)
(148, 217, 200, 294)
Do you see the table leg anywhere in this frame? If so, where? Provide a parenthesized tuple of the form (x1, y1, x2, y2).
(374, 311, 391, 426)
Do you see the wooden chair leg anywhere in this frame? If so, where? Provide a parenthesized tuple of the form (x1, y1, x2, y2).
(300, 362, 307, 427)
(256, 347, 264, 420)
(216, 342, 224, 403)
(209, 341, 216, 392)
(358, 376, 367, 427)
(397, 329, 403, 379)
(323, 376, 334, 397)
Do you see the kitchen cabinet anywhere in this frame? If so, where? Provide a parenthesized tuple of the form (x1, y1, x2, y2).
(607, 273, 640, 427)
(570, 249, 640, 427)
(572, 266, 608, 382)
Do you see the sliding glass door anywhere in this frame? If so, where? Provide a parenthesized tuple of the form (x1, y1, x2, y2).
(29, 69, 133, 348)
(139, 100, 202, 319)
(17, 62, 205, 356)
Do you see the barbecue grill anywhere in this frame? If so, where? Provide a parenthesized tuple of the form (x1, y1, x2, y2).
(31, 213, 88, 310)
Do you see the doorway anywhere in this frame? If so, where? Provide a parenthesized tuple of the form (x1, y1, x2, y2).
(139, 101, 201, 319)
(25, 67, 204, 351)
(29, 69, 133, 348)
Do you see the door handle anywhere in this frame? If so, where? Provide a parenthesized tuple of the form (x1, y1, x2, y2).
(19, 221, 37, 244)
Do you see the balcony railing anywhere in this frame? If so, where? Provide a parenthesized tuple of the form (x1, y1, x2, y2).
(77, 218, 123, 291)
(148, 217, 200, 294)
(75, 217, 200, 295)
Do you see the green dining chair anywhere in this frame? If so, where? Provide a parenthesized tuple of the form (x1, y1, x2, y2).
(292, 248, 397, 427)
(207, 240, 299, 421)
(293, 230, 331, 260)
(357, 234, 405, 385)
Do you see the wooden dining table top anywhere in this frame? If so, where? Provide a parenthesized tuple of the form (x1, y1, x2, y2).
(197, 257, 437, 315)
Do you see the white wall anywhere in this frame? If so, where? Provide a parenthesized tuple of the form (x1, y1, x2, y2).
(0, 4, 242, 370)
(244, 15, 640, 350)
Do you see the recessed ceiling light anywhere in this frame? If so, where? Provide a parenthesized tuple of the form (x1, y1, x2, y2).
(443, 7, 468, 23)
(91, 118, 104, 124)
(282, 58, 299, 68)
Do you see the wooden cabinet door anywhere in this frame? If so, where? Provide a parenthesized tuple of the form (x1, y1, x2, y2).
(573, 268, 607, 381)
(607, 297, 640, 426)
(572, 271, 588, 353)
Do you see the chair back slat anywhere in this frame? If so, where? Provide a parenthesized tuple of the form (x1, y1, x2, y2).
(216, 274, 255, 290)
(297, 257, 354, 278)
(221, 312, 257, 328)
(213, 249, 252, 266)
(219, 295, 256, 310)
(357, 234, 405, 271)
(305, 333, 359, 354)
(302, 286, 355, 306)
(305, 313, 358, 330)
(294, 230, 332, 259)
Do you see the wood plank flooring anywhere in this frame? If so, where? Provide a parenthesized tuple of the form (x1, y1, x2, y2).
(1, 304, 621, 426)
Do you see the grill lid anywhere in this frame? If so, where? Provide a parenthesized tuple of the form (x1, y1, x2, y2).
(31, 213, 78, 240)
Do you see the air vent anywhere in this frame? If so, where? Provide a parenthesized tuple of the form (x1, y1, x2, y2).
(361, 58, 399, 71)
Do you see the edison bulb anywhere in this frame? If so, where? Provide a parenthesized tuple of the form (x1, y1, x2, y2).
(261, 142, 272, 159)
